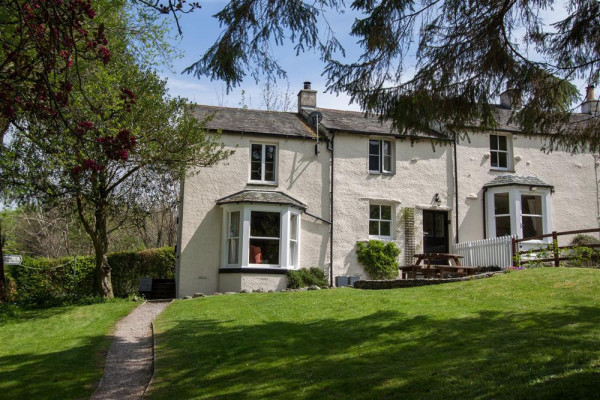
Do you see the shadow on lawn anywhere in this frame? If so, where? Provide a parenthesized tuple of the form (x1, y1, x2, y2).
(0, 334, 113, 400)
(150, 306, 600, 400)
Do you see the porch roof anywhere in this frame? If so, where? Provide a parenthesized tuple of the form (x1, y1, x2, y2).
(216, 190, 307, 210)
(483, 175, 554, 189)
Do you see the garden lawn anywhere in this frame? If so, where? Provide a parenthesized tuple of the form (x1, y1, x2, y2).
(0, 300, 137, 400)
(149, 268, 600, 399)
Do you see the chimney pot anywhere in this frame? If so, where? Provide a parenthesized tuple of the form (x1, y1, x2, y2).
(298, 81, 317, 113)
(586, 85, 596, 102)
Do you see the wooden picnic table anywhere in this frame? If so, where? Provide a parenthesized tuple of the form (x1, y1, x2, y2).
(399, 253, 478, 279)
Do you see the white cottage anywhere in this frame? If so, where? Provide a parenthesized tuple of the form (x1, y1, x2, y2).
(175, 82, 600, 296)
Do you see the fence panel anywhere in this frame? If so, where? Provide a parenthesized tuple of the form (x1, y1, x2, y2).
(454, 235, 516, 269)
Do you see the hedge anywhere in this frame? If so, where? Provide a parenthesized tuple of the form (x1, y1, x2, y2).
(8, 247, 175, 305)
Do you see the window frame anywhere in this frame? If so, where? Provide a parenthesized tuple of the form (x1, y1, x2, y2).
(368, 138, 394, 174)
(489, 133, 513, 171)
(249, 142, 278, 184)
(368, 203, 394, 239)
(221, 204, 301, 270)
(485, 186, 552, 241)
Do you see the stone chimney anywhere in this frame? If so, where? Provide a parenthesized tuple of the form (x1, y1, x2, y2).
(500, 86, 521, 109)
(298, 81, 317, 113)
(581, 86, 600, 114)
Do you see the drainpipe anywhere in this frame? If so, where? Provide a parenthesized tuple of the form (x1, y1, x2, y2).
(328, 132, 335, 287)
(482, 186, 488, 239)
(453, 129, 460, 244)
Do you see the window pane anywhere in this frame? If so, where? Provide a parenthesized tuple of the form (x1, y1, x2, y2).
(369, 221, 379, 236)
(290, 214, 298, 240)
(498, 135, 507, 151)
(522, 216, 543, 238)
(249, 239, 279, 264)
(381, 205, 391, 220)
(264, 162, 275, 181)
(250, 211, 280, 238)
(490, 152, 498, 167)
(490, 135, 498, 150)
(289, 241, 297, 267)
(265, 145, 276, 161)
(383, 155, 392, 172)
(370, 205, 380, 219)
(383, 140, 392, 157)
(498, 152, 507, 168)
(495, 216, 511, 237)
(433, 214, 445, 237)
(251, 144, 262, 161)
(522, 195, 542, 215)
(380, 221, 391, 236)
(228, 238, 239, 264)
(369, 140, 380, 171)
(494, 193, 510, 215)
(229, 212, 240, 238)
(251, 161, 262, 180)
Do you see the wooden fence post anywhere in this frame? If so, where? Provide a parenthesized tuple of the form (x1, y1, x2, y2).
(512, 237, 519, 268)
(553, 231, 559, 267)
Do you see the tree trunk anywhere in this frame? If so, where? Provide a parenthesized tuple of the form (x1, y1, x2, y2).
(0, 220, 6, 302)
(94, 241, 114, 298)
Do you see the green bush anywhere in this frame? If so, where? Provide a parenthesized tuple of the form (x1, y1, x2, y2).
(286, 267, 328, 289)
(570, 234, 600, 247)
(568, 234, 600, 268)
(9, 247, 175, 305)
(356, 240, 401, 280)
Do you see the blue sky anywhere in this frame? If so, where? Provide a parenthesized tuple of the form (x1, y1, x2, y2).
(158, 1, 365, 111)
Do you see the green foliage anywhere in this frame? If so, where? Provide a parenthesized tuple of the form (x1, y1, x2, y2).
(355, 240, 400, 280)
(570, 234, 600, 247)
(286, 267, 328, 289)
(9, 247, 174, 305)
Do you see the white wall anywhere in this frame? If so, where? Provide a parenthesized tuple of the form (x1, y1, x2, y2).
(177, 133, 330, 296)
(331, 131, 600, 281)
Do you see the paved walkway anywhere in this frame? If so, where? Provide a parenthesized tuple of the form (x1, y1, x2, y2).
(91, 301, 170, 400)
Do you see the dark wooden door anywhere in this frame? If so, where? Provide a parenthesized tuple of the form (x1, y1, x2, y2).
(423, 210, 449, 254)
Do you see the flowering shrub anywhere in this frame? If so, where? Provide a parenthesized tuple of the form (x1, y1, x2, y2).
(356, 240, 400, 280)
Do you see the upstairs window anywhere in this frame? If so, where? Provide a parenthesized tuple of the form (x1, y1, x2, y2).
(369, 139, 393, 173)
(369, 204, 392, 238)
(250, 143, 277, 183)
(490, 134, 511, 170)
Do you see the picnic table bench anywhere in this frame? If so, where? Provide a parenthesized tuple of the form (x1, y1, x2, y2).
(399, 253, 479, 279)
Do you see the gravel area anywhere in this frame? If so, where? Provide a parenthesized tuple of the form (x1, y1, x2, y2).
(91, 301, 170, 400)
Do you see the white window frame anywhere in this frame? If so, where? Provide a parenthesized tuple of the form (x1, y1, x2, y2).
(368, 138, 394, 174)
(249, 143, 278, 184)
(489, 133, 513, 170)
(485, 186, 552, 242)
(368, 203, 394, 239)
(226, 210, 241, 265)
(221, 204, 301, 269)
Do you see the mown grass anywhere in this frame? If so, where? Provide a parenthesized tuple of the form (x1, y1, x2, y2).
(0, 300, 137, 399)
(149, 268, 600, 399)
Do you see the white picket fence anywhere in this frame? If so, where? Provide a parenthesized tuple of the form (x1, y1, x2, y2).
(453, 235, 517, 269)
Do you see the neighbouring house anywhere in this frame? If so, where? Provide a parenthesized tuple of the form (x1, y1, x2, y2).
(175, 82, 600, 296)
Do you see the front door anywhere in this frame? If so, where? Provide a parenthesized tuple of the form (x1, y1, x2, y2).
(423, 210, 449, 254)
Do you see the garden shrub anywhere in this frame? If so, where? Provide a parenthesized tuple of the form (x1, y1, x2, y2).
(9, 247, 175, 305)
(356, 240, 401, 280)
(567, 234, 600, 267)
(286, 267, 328, 289)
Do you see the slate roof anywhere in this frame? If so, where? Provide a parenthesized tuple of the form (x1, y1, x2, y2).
(483, 175, 554, 189)
(193, 105, 316, 138)
(216, 190, 307, 210)
(314, 108, 447, 140)
(482, 106, 594, 133)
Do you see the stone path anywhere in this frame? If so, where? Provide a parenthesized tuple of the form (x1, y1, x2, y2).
(91, 301, 170, 400)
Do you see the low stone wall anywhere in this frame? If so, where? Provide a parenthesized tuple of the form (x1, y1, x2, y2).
(352, 272, 505, 290)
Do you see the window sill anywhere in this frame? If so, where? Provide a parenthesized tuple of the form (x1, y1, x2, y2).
(368, 171, 395, 176)
(219, 267, 289, 275)
(247, 181, 278, 187)
(366, 236, 394, 241)
(489, 168, 515, 173)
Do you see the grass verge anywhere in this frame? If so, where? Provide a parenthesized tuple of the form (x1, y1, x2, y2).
(0, 300, 137, 399)
(149, 268, 600, 399)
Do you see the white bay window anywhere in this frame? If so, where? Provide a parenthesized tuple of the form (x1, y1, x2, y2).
(486, 186, 552, 241)
(221, 204, 301, 269)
